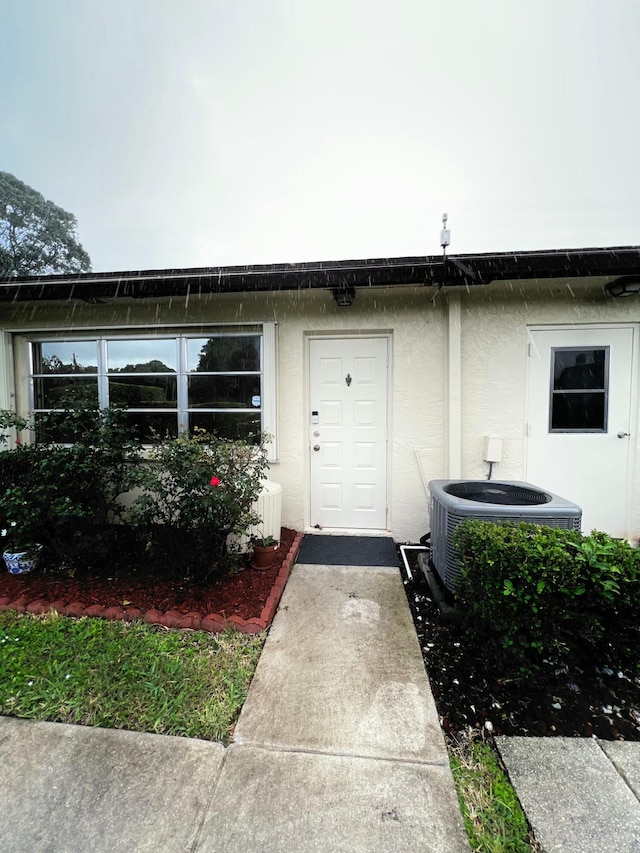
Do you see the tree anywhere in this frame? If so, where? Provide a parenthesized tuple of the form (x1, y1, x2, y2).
(0, 171, 91, 276)
(196, 336, 260, 372)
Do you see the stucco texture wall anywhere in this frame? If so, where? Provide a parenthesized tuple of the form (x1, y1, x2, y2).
(457, 279, 640, 540)
(0, 286, 447, 543)
(267, 287, 447, 543)
(1, 276, 638, 542)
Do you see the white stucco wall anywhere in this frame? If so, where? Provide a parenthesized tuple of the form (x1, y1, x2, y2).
(0, 275, 638, 543)
(456, 278, 640, 541)
(269, 287, 447, 542)
(0, 286, 447, 543)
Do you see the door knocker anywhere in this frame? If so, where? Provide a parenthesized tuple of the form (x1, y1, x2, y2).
(345, 373, 352, 387)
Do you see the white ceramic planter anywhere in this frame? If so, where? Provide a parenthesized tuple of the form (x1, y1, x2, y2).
(3, 546, 42, 575)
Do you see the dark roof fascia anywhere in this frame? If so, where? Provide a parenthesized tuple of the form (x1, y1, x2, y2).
(0, 245, 638, 303)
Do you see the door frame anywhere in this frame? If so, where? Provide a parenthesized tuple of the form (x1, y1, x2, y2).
(305, 331, 393, 535)
(524, 323, 639, 538)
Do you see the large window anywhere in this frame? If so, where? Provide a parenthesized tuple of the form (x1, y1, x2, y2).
(30, 330, 271, 445)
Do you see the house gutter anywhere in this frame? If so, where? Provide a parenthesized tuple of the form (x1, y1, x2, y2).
(0, 246, 638, 303)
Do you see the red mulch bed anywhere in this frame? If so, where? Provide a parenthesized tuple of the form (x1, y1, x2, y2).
(0, 528, 301, 634)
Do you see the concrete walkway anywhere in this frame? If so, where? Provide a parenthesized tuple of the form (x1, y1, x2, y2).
(497, 736, 640, 852)
(0, 562, 469, 852)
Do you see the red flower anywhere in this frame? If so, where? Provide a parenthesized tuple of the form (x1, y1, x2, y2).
(210, 476, 221, 487)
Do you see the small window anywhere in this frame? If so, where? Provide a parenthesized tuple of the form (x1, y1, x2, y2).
(549, 347, 609, 432)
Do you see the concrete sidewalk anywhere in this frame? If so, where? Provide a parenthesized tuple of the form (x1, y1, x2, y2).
(0, 563, 469, 852)
(0, 717, 226, 851)
(218, 563, 469, 851)
(497, 736, 640, 853)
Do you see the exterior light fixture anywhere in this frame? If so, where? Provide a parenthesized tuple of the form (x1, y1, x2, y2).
(605, 276, 640, 298)
(332, 285, 355, 307)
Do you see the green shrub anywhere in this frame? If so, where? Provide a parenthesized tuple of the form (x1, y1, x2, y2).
(0, 407, 141, 571)
(453, 520, 640, 673)
(128, 427, 268, 580)
(0, 409, 270, 580)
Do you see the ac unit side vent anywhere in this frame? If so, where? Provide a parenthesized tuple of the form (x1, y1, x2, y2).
(428, 479, 582, 594)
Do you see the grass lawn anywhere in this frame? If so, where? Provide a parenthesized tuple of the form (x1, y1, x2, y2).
(0, 610, 264, 743)
(449, 730, 539, 853)
(1, 609, 534, 850)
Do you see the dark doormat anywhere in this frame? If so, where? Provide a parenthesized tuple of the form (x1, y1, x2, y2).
(296, 535, 398, 567)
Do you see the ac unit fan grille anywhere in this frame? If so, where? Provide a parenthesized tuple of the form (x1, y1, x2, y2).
(443, 482, 550, 505)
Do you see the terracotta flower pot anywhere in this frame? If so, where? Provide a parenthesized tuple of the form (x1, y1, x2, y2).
(251, 543, 278, 570)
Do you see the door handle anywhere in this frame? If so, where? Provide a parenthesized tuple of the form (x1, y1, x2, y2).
(617, 431, 630, 439)
(313, 444, 320, 452)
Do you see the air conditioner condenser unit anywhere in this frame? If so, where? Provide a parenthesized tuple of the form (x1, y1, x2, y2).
(428, 479, 582, 594)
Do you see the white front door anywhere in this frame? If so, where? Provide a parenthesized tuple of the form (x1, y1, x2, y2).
(309, 337, 389, 530)
(526, 327, 635, 537)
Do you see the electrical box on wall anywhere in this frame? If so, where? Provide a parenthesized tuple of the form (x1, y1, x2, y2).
(483, 435, 503, 463)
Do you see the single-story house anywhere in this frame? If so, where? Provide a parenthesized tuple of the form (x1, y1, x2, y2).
(1, 245, 639, 544)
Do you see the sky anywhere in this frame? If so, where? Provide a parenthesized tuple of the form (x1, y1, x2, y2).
(2, 0, 639, 273)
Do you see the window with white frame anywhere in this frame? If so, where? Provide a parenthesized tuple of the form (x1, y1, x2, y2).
(549, 346, 609, 433)
(28, 327, 277, 454)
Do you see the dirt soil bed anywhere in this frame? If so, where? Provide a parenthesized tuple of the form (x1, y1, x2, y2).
(0, 528, 297, 626)
(400, 548, 640, 741)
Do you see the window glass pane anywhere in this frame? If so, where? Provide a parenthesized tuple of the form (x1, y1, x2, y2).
(31, 331, 267, 445)
(107, 340, 177, 372)
(187, 336, 260, 372)
(550, 347, 608, 432)
(34, 377, 99, 409)
(553, 349, 606, 390)
(189, 411, 262, 442)
(34, 413, 75, 444)
(120, 413, 179, 443)
(551, 392, 606, 431)
(188, 375, 261, 409)
(108, 376, 177, 408)
(35, 341, 98, 375)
